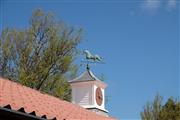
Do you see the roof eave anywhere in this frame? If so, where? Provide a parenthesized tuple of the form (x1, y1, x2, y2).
(0, 106, 48, 120)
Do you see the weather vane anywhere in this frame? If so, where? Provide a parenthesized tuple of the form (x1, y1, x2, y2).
(81, 50, 104, 70)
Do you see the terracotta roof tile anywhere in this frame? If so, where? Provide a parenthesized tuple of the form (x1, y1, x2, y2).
(0, 77, 116, 120)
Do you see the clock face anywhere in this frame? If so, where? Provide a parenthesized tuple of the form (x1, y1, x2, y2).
(95, 87, 103, 106)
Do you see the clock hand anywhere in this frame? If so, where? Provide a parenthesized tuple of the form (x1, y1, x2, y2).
(98, 95, 102, 100)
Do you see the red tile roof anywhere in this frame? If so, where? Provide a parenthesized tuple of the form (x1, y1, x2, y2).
(0, 77, 116, 120)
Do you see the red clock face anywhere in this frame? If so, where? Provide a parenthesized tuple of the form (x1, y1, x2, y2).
(96, 87, 103, 106)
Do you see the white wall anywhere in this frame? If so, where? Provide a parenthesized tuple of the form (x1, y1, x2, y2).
(71, 83, 93, 106)
(70, 81, 107, 112)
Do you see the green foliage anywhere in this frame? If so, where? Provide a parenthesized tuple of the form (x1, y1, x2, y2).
(158, 98, 180, 120)
(141, 95, 180, 120)
(0, 9, 82, 101)
(141, 94, 162, 120)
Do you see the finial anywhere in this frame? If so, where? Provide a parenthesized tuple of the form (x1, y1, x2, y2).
(86, 64, 90, 70)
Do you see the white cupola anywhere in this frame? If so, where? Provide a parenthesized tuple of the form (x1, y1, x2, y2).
(69, 68, 108, 116)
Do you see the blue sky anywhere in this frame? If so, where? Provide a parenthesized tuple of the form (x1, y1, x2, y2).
(0, 0, 179, 119)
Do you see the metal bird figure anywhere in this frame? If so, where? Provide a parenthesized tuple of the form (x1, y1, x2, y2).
(83, 50, 103, 62)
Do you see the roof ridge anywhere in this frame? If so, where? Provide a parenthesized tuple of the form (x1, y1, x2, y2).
(0, 77, 76, 105)
(0, 77, 51, 97)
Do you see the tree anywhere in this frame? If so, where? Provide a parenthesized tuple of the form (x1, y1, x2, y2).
(141, 95, 180, 120)
(158, 98, 180, 120)
(141, 94, 162, 120)
(0, 9, 82, 101)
